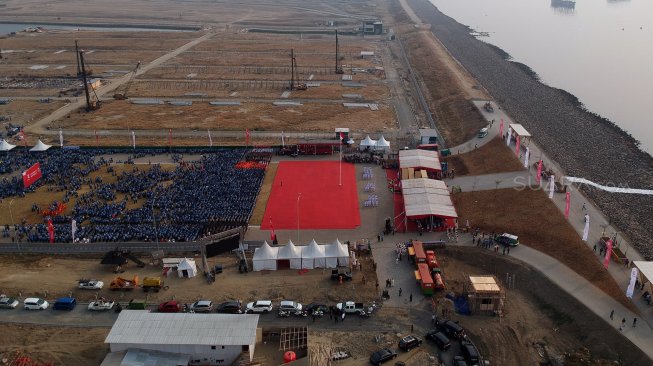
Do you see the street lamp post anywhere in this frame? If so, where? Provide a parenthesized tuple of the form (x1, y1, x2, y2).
(297, 193, 301, 243)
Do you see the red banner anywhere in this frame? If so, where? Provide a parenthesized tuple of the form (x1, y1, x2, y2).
(22, 162, 42, 188)
(604, 239, 613, 268)
(269, 217, 276, 242)
(564, 192, 571, 219)
(499, 118, 504, 136)
(245, 129, 250, 146)
(536, 160, 543, 184)
(47, 219, 55, 243)
(515, 135, 521, 156)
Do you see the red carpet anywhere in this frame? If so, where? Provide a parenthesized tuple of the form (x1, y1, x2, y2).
(261, 161, 360, 230)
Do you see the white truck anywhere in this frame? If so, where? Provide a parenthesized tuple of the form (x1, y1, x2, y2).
(87, 300, 115, 311)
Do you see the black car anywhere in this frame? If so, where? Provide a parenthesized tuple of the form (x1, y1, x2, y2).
(436, 318, 465, 340)
(398, 335, 422, 351)
(305, 303, 329, 314)
(216, 301, 242, 314)
(425, 330, 451, 350)
(453, 356, 468, 366)
(331, 269, 353, 281)
(461, 341, 480, 364)
(369, 348, 397, 365)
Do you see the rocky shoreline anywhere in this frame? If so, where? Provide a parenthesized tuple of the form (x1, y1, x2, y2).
(407, 0, 653, 259)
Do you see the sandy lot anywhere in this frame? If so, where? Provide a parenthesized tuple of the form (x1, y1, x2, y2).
(443, 136, 524, 176)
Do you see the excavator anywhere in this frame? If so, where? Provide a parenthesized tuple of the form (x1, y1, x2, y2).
(109, 275, 139, 291)
(113, 61, 141, 100)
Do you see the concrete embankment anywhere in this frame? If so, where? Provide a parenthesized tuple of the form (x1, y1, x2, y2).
(408, 0, 653, 258)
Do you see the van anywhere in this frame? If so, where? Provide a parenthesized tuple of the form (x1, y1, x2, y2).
(495, 233, 519, 247)
(461, 341, 480, 364)
(425, 330, 451, 350)
(437, 319, 465, 340)
(52, 297, 77, 311)
(478, 128, 488, 138)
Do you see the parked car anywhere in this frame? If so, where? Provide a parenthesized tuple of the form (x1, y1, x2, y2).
(24, 298, 49, 310)
(369, 348, 397, 365)
(78, 279, 104, 290)
(190, 300, 214, 313)
(279, 300, 303, 314)
(461, 341, 481, 365)
(0, 296, 19, 309)
(494, 233, 519, 247)
(398, 335, 422, 351)
(477, 127, 488, 138)
(88, 300, 115, 311)
(453, 356, 468, 366)
(216, 301, 242, 314)
(305, 303, 329, 315)
(425, 330, 451, 350)
(330, 269, 353, 281)
(436, 318, 465, 340)
(52, 297, 77, 311)
(158, 300, 181, 313)
(128, 299, 148, 310)
(245, 300, 273, 313)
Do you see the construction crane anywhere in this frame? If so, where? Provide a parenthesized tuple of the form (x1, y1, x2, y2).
(289, 49, 307, 91)
(113, 61, 141, 100)
(335, 29, 344, 74)
(79, 50, 101, 111)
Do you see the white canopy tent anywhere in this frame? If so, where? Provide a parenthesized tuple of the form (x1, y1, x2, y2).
(325, 239, 350, 267)
(374, 135, 391, 152)
(253, 241, 278, 271)
(359, 135, 377, 151)
(399, 149, 441, 172)
(301, 239, 326, 269)
(30, 139, 52, 152)
(0, 139, 16, 151)
(277, 240, 302, 269)
(177, 258, 198, 278)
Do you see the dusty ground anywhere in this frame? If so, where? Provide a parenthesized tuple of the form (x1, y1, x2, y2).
(0, 324, 109, 366)
(442, 136, 524, 176)
(451, 188, 637, 313)
(0, 100, 66, 126)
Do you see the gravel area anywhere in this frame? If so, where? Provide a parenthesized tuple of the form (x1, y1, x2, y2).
(408, 0, 653, 259)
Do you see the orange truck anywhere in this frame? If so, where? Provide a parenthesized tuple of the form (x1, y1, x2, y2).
(109, 275, 138, 291)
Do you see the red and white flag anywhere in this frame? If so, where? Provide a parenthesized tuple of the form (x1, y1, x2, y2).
(269, 217, 276, 242)
(47, 219, 55, 243)
(536, 160, 543, 184)
(604, 240, 613, 268)
(245, 129, 250, 146)
(499, 119, 504, 136)
(564, 191, 571, 219)
(515, 135, 520, 156)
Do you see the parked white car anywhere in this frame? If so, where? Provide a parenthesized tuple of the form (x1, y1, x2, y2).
(88, 300, 115, 311)
(279, 300, 303, 313)
(24, 298, 48, 310)
(78, 279, 104, 290)
(0, 296, 19, 309)
(245, 300, 273, 313)
(190, 300, 214, 313)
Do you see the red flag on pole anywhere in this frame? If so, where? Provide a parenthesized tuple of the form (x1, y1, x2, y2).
(564, 191, 571, 219)
(269, 217, 276, 242)
(604, 239, 613, 268)
(95, 129, 99, 147)
(499, 119, 504, 136)
(168, 129, 172, 147)
(536, 160, 543, 184)
(47, 219, 55, 243)
(245, 129, 250, 146)
(339, 132, 344, 141)
(515, 135, 521, 156)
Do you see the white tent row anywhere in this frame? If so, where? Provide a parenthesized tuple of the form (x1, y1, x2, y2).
(358, 135, 390, 152)
(252, 239, 350, 271)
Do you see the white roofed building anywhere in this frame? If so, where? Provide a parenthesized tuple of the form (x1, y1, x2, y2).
(104, 311, 260, 366)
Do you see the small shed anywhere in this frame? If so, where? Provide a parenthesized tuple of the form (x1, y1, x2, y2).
(465, 275, 505, 316)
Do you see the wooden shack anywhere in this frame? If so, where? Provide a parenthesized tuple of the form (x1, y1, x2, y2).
(465, 275, 505, 316)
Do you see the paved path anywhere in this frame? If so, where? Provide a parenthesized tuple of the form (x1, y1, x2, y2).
(448, 100, 507, 153)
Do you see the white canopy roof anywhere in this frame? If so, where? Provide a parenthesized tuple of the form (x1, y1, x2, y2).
(178, 258, 196, 271)
(277, 240, 302, 259)
(302, 239, 325, 258)
(360, 135, 377, 147)
(325, 240, 349, 258)
(0, 139, 16, 151)
(376, 135, 390, 147)
(253, 241, 278, 260)
(402, 178, 457, 219)
(508, 123, 532, 137)
(30, 139, 52, 152)
(399, 149, 441, 171)
(633, 261, 653, 284)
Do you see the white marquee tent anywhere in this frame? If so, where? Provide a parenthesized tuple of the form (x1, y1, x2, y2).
(0, 139, 16, 151)
(277, 240, 302, 269)
(301, 239, 326, 269)
(30, 139, 52, 152)
(253, 241, 278, 271)
(177, 258, 198, 278)
(324, 239, 350, 267)
(359, 135, 377, 151)
(374, 135, 391, 152)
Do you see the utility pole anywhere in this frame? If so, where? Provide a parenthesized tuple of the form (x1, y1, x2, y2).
(290, 49, 295, 90)
(75, 40, 82, 77)
(79, 50, 92, 111)
(335, 30, 344, 74)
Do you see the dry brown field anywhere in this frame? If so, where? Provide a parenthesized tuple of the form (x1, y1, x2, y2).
(443, 136, 525, 176)
(0, 100, 67, 125)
